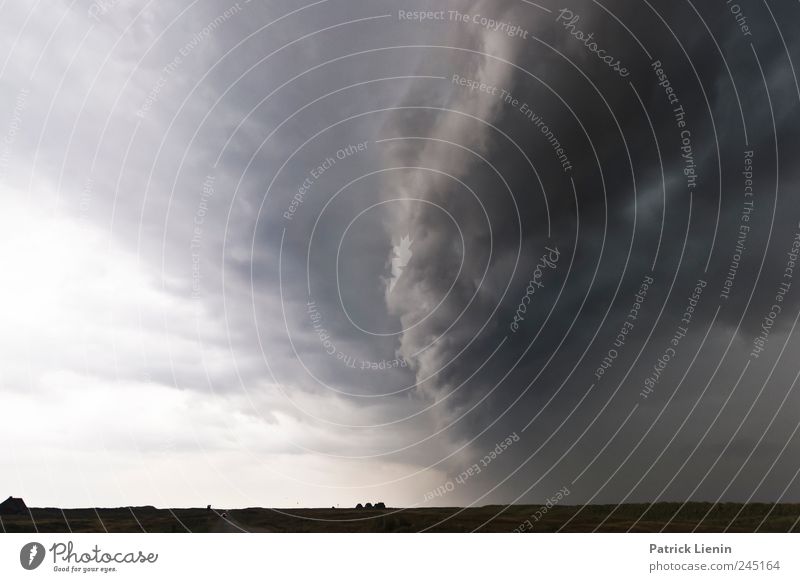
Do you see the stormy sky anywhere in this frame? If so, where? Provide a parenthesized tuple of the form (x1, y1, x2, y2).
(2, 0, 800, 517)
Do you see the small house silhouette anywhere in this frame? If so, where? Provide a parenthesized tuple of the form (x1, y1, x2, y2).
(0, 496, 28, 515)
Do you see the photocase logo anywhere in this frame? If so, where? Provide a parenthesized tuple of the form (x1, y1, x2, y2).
(388, 234, 413, 293)
(19, 542, 45, 570)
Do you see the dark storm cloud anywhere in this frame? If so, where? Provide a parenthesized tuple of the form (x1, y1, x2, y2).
(362, 0, 800, 504)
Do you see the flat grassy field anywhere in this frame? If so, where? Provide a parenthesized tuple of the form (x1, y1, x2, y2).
(1, 503, 798, 533)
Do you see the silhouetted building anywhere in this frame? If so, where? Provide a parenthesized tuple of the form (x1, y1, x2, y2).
(0, 496, 27, 515)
